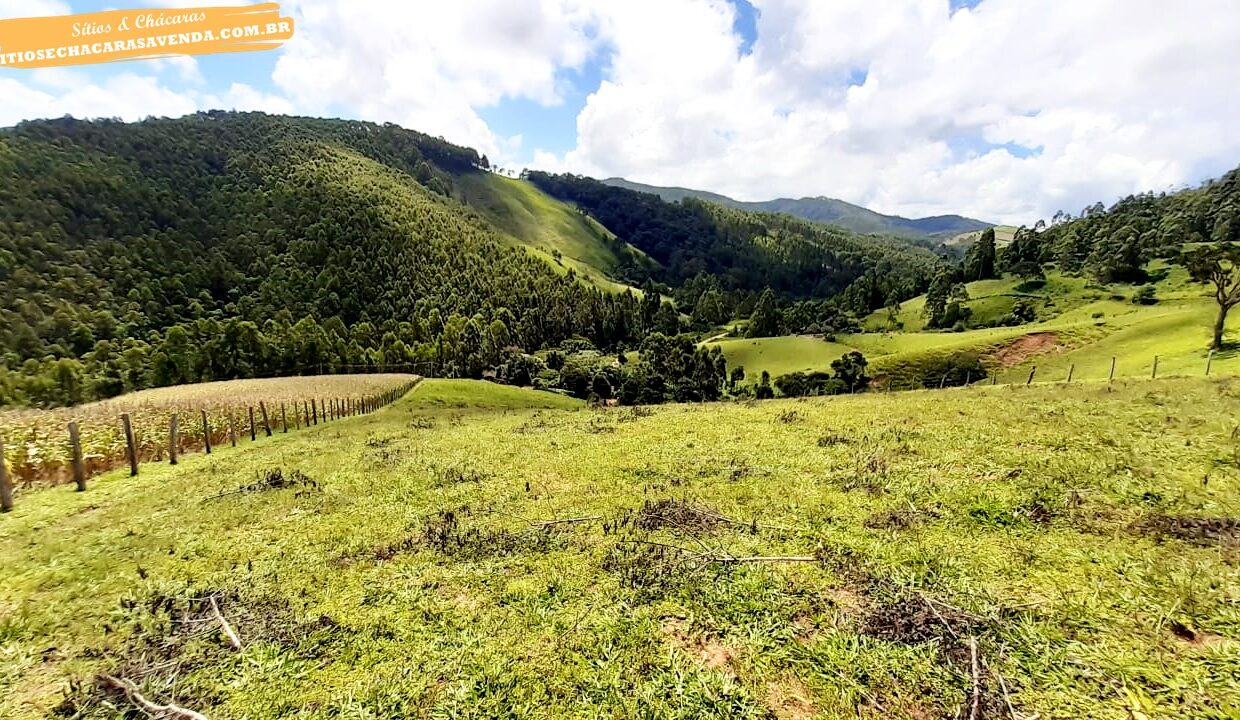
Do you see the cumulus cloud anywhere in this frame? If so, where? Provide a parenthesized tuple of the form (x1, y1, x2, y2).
(0, 72, 293, 128)
(271, 0, 599, 163)
(3, 0, 1238, 223)
(546, 0, 1240, 223)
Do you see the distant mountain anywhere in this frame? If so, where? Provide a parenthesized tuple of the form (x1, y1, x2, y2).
(602, 178, 993, 241)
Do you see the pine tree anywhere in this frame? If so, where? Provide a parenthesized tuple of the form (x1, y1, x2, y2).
(746, 288, 780, 338)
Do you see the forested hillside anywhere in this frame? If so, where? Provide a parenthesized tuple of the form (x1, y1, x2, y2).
(0, 113, 650, 406)
(0, 113, 950, 409)
(1001, 168, 1240, 280)
(527, 171, 939, 304)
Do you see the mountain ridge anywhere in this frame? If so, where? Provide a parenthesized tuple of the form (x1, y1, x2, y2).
(601, 177, 993, 241)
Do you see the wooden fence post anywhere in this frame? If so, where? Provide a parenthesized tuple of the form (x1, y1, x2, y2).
(1151, 355, 1159, 379)
(312, 399, 318, 425)
(1206, 349, 1215, 376)
(260, 402, 272, 437)
(1026, 366, 1037, 385)
(1066, 364, 1074, 383)
(201, 410, 211, 454)
(249, 407, 256, 441)
(68, 421, 86, 491)
(122, 413, 138, 476)
(168, 414, 179, 466)
(0, 437, 12, 512)
(229, 415, 237, 447)
(1109, 357, 1116, 383)
(281, 403, 288, 433)
(964, 370, 971, 387)
(991, 373, 997, 386)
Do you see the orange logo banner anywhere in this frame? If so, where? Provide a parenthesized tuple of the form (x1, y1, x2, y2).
(0, 2, 293, 69)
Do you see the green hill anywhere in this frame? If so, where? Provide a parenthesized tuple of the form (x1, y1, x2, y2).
(528, 171, 941, 301)
(601, 177, 993, 242)
(0, 112, 653, 407)
(455, 172, 654, 294)
(4, 377, 1238, 719)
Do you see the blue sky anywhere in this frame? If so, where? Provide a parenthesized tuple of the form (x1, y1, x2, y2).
(2, 0, 1238, 224)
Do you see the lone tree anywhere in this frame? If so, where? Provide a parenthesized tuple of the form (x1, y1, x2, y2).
(1182, 244, 1240, 349)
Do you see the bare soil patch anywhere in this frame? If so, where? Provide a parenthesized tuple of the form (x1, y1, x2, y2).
(661, 617, 737, 675)
(1133, 514, 1240, 547)
(987, 332, 1064, 368)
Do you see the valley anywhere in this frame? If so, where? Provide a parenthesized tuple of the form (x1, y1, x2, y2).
(2, 111, 1239, 720)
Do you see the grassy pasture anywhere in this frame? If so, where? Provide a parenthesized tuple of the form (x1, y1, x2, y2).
(708, 335, 861, 380)
(2, 378, 1239, 719)
(718, 268, 1238, 388)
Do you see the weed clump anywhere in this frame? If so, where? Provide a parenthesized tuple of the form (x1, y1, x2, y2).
(54, 586, 339, 718)
(864, 508, 939, 530)
(370, 510, 566, 562)
(618, 405, 655, 422)
(607, 498, 745, 536)
(432, 465, 491, 486)
(206, 468, 319, 500)
(602, 540, 721, 600)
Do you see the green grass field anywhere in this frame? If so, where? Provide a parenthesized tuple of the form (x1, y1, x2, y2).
(3, 378, 1238, 719)
(456, 173, 651, 294)
(708, 335, 861, 380)
(719, 267, 1238, 389)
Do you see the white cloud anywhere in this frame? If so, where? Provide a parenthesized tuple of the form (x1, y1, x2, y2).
(204, 82, 294, 115)
(545, 0, 1240, 223)
(2, 0, 1238, 223)
(0, 72, 199, 126)
(0, 71, 293, 129)
(271, 0, 598, 164)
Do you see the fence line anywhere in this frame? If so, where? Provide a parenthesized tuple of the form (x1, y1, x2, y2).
(0, 379, 420, 513)
(902, 350, 1225, 393)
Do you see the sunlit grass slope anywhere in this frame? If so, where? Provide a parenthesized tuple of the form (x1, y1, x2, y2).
(2, 378, 1238, 719)
(718, 267, 1237, 387)
(456, 172, 653, 293)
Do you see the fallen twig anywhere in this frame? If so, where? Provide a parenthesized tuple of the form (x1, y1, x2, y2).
(531, 515, 602, 528)
(921, 594, 959, 639)
(209, 596, 242, 651)
(968, 636, 980, 720)
(719, 555, 818, 563)
(101, 675, 210, 720)
(994, 662, 1017, 720)
(927, 596, 988, 624)
(612, 539, 816, 564)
